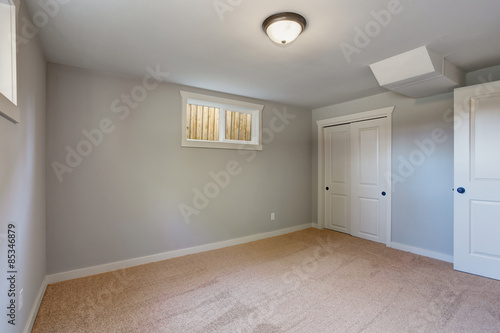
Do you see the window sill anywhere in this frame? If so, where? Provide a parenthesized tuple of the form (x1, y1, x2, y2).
(182, 139, 262, 151)
(0, 93, 20, 123)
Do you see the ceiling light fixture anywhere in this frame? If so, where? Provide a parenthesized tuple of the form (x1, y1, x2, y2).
(262, 12, 307, 45)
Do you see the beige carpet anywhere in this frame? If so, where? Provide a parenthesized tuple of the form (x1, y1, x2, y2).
(32, 229, 500, 332)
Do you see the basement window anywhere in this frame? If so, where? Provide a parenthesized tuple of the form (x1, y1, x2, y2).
(180, 91, 263, 150)
(0, 0, 19, 123)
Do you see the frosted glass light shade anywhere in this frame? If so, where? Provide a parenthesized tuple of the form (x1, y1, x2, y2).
(263, 12, 306, 45)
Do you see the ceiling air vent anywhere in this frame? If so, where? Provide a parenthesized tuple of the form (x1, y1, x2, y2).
(369, 46, 465, 99)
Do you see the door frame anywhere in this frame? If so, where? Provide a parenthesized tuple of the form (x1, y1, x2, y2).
(316, 106, 394, 246)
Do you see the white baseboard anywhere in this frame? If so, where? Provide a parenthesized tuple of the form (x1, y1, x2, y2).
(47, 223, 313, 284)
(23, 276, 48, 333)
(390, 242, 453, 263)
(311, 223, 322, 229)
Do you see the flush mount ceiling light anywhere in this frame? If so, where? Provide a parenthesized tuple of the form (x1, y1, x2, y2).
(262, 12, 307, 45)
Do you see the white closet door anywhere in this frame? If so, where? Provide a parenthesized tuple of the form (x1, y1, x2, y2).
(350, 118, 388, 244)
(454, 83, 500, 280)
(324, 124, 351, 234)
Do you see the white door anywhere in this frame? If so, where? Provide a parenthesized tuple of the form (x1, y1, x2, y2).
(324, 118, 389, 244)
(454, 82, 500, 280)
(324, 125, 351, 234)
(350, 119, 388, 244)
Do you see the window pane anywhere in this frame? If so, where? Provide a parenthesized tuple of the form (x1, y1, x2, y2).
(225, 111, 252, 142)
(186, 104, 220, 141)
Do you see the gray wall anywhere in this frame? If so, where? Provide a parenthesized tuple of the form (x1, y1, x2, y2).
(312, 91, 455, 256)
(466, 65, 500, 86)
(46, 63, 312, 274)
(0, 4, 46, 333)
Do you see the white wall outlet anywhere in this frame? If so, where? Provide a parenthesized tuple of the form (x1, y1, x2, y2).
(271, 213, 275, 221)
(19, 289, 23, 312)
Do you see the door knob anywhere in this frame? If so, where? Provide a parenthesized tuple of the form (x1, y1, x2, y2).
(457, 187, 466, 194)
(326, 187, 329, 191)
(381, 191, 387, 196)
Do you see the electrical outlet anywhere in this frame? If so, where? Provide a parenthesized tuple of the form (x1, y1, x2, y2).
(271, 213, 275, 221)
(19, 289, 23, 312)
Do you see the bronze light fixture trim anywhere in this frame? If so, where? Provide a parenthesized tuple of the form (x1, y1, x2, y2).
(262, 12, 307, 45)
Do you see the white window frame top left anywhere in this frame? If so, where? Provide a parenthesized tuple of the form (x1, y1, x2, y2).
(0, 0, 20, 123)
(180, 90, 263, 151)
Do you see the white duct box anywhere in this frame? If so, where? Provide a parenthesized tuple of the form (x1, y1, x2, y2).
(369, 46, 465, 98)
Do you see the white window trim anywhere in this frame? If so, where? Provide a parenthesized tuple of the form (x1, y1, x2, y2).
(180, 91, 263, 151)
(0, 0, 20, 123)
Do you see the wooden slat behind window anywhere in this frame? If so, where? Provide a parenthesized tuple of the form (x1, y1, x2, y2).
(246, 114, 251, 141)
(190, 105, 196, 139)
(195, 107, 202, 140)
(202, 106, 209, 140)
(208, 107, 215, 141)
(233, 112, 239, 140)
(225, 111, 252, 142)
(239, 113, 245, 141)
(187, 104, 220, 141)
(225, 111, 232, 141)
(214, 110, 220, 140)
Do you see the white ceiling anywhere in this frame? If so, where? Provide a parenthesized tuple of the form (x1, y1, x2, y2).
(23, 0, 500, 109)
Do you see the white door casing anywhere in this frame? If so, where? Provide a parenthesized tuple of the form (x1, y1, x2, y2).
(454, 81, 500, 280)
(324, 124, 351, 233)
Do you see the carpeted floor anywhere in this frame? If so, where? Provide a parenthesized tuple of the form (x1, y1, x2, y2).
(32, 228, 500, 332)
